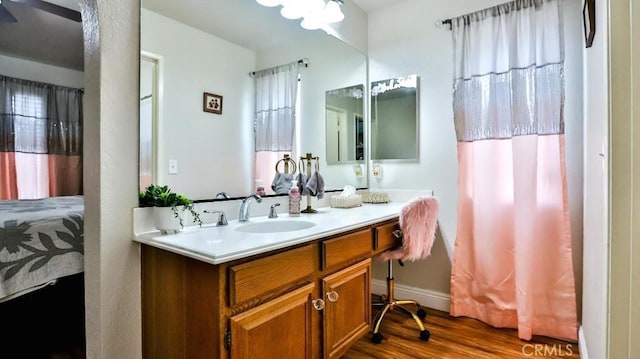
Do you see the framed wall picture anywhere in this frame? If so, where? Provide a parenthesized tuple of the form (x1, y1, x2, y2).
(582, 0, 595, 48)
(203, 92, 223, 114)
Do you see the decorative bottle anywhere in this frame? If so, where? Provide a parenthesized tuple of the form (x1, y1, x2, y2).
(288, 180, 301, 217)
(255, 179, 266, 196)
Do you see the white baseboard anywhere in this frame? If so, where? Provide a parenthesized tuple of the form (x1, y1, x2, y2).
(372, 279, 450, 313)
(578, 326, 588, 359)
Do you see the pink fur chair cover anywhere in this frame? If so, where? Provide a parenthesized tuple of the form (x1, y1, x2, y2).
(380, 196, 439, 262)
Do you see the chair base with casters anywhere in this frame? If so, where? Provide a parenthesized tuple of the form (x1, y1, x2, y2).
(370, 258, 430, 343)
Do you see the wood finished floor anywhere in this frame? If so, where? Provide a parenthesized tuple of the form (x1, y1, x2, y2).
(344, 307, 580, 359)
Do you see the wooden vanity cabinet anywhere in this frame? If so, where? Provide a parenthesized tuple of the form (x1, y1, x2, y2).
(141, 219, 398, 359)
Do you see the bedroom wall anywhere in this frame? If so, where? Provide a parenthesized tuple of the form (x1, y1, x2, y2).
(366, 0, 585, 316)
(0, 53, 84, 88)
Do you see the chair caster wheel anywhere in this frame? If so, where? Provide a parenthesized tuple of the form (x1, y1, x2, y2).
(371, 332, 383, 344)
(417, 308, 427, 319)
(420, 329, 430, 341)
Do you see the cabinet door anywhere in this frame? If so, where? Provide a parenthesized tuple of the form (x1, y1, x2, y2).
(229, 283, 315, 359)
(321, 259, 371, 359)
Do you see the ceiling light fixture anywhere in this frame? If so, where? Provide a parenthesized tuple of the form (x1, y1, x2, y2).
(256, 0, 282, 7)
(257, 0, 345, 30)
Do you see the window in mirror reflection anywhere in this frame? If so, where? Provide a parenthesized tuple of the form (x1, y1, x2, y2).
(139, 55, 158, 190)
(325, 84, 365, 164)
(254, 63, 302, 195)
(370, 75, 419, 161)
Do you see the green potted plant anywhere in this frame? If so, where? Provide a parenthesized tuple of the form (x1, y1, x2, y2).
(139, 184, 202, 233)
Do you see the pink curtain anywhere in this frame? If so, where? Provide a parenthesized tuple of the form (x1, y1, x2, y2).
(0, 152, 18, 199)
(450, 135, 577, 341)
(0, 154, 82, 200)
(48, 154, 82, 197)
(14, 152, 50, 199)
(448, 0, 577, 341)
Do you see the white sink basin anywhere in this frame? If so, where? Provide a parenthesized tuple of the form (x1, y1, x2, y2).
(236, 220, 316, 233)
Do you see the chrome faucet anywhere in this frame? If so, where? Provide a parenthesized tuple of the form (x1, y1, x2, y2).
(239, 194, 262, 222)
(216, 192, 231, 199)
(203, 210, 228, 226)
(268, 203, 281, 218)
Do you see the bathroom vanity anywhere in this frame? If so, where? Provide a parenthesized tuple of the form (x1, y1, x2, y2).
(135, 204, 403, 359)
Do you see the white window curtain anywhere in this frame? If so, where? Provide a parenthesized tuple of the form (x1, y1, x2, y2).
(254, 62, 300, 152)
(448, 0, 578, 342)
(253, 62, 300, 195)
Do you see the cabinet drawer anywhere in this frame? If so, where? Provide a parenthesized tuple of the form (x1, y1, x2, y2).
(321, 229, 371, 270)
(372, 221, 401, 255)
(229, 245, 314, 306)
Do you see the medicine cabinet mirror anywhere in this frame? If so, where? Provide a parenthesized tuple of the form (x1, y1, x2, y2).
(370, 75, 419, 161)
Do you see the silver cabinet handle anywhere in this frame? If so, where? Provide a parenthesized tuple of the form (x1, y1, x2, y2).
(312, 298, 325, 311)
(326, 291, 339, 303)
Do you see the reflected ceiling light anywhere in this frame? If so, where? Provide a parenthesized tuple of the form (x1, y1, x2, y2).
(256, 0, 282, 7)
(371, 75, 418, 96)
(280, 0, 306, 19)
(324, 0, 344, 23)
(301, 17, 323, 30)
(257, 0, 344, 30)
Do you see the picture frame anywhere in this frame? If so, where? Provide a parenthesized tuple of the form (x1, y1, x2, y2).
(203, 92, 223, 114)
(582, 0, 595, 48)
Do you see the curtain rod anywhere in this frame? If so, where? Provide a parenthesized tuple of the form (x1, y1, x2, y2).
(437, 18, 452, 30)
(249, 58, 309, 77)
(438, 0, 540, 31)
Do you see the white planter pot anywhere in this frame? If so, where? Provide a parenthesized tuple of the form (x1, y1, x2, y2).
(153, 206, 184, 234)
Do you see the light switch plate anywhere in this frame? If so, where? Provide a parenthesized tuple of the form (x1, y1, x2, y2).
(168, 159, 178, 174)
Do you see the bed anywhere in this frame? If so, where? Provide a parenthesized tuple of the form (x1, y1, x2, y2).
(0, 195, 84, 303)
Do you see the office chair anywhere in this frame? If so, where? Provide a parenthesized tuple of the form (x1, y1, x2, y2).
(371, 196, 439, 344)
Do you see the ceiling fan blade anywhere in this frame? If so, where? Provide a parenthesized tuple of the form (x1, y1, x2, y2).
(0, 4, 18, 23)
(10, 0, 81, 22)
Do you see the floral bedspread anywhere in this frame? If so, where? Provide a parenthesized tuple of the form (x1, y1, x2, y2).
(0, 196, 84, 301)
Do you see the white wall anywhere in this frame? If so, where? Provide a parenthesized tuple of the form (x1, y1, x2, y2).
(605, 0, 640, 357)
(141, 9, 256, 200)
(580, 0, 608, 356)
(0, 53, 84, 88)
(81, 0, 141, 357)
(367, 0, 584, 305)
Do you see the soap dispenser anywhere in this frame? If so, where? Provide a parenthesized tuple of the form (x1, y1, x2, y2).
(288, 180, 301, 217)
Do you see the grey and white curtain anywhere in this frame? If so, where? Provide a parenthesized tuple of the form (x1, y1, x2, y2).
(452, 0, 564, 142)
(254, 62, 300, 152)
(0, 75, 83, 199)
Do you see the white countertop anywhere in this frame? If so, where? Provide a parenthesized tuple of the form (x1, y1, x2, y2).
(133, 202, 404, 265)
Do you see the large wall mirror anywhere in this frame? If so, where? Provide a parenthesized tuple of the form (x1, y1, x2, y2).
(325, 84, 365, 164)
(139, 0, 368, 201)
(370, 75, 419, 161)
